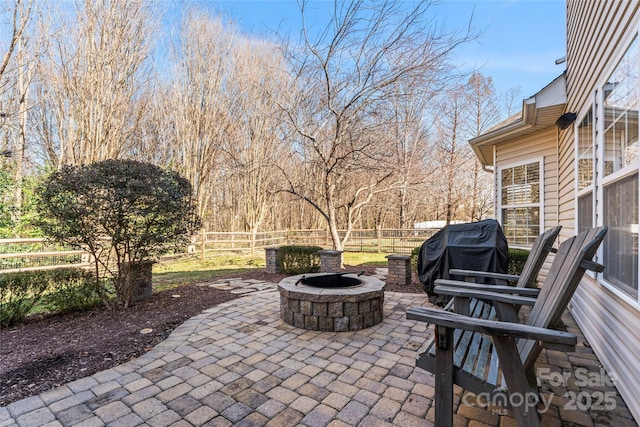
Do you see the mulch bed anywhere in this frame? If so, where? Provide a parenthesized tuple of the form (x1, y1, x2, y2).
(0, 268, 425, 406)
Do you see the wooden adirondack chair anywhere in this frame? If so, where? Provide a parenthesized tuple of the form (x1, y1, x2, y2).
(437, 225, 562, 317)
(406, 226, 607, 427)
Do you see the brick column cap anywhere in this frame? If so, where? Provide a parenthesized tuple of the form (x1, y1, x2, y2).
(385, 254, 410, 260)
(318, 249, 343, 255)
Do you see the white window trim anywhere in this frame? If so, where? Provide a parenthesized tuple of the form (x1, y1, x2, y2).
(574, 105, 597, 225)
(574, 105, 598, 279)
(602, 275, 640, 309)
(497, 156, 545, 249)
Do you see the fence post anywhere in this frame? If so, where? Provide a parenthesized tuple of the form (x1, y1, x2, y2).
(377, 227, 382, 253)
(251, 231, 256, 254)
(201, 229, 206, 262)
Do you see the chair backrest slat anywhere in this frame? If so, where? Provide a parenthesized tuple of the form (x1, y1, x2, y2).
(516, 225, 562, 289)
(518, 227, 607, 369)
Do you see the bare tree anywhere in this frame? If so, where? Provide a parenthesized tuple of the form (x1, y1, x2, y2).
(433, 86, 471, 224)
(168, 12, 234, 223)
(35, 0, 157, 166)
(360, 89, 437, 231)
(222, 37, 290, 245)
(464, 73, 499, 221)
(387, 85, 437, 228)
(0, 0, 34, 230)
(277, 0, 473, 250)
(0, 0, 31, 98)
(429, 74, 498, 225)
(501, 85, 522, 118)
(128, 87, 175, 166)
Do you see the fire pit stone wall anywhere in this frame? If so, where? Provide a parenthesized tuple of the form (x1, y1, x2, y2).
(278, 273, 385, 331)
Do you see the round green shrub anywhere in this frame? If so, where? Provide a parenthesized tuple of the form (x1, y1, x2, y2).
(508, 248, 530, 276)
(276, 246, 322, 274)
(36, 159, 201, 309)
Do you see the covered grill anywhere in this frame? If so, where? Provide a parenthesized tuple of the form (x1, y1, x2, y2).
(417, 219, 508, 304)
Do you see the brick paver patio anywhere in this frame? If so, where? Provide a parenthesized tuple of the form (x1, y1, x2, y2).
(1, 286, 637, 426)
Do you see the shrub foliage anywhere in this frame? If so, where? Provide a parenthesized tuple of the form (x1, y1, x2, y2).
(0, 270, 51, 326)
(44, 268, 102, 314)
(36, 159, 201, 309)
(0, 268, 100, 326)
(508, 248, 530, 277)
(276, 246, 322, 274)
(410, 246, 420, 269)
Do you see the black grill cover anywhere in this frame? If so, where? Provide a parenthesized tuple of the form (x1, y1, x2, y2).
(417, 219, 508, 304)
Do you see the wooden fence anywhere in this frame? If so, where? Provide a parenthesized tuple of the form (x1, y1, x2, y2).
(196, 228, 438, 258)
(1, 228, 439, 272)
(0, 238, 90, 274)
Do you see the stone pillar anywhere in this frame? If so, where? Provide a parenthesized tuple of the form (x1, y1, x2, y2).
(319, 250, 343, 273)
(125, 261, 154, 302)
(386, 254, 411, 287)
(265, 247, 281, 274)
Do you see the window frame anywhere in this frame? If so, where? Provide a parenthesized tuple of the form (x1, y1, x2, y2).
(576, 31, 640, 308)
(497, 157, 544, 249)
(575, 106, 596, 234)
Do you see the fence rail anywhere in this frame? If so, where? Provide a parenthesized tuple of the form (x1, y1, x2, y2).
(1, 228, 440, 272)
(0, 238, 90, 273)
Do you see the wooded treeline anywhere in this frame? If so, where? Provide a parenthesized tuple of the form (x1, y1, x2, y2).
(0, 0, 518, 250)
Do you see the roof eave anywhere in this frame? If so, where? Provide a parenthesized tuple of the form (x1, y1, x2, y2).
(470, 73, 567, 167)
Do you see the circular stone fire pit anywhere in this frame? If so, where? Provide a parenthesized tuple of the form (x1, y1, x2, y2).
(278, 272, 385, 331)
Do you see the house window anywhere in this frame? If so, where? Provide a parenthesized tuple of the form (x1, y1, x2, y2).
(603, 174, 638, 297)
(499, 160, 542, 246)
(579, 36, 640, 301)
(577, 109, 594, 233)
(603, 37, 639, 177)
(601, 36, 639, 299)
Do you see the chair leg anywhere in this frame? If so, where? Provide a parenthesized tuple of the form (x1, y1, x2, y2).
(492, 336, 540, 427)
(434, 325, 454, 427)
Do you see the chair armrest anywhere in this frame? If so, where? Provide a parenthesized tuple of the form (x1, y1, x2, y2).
(449, 269, 521, 283)
(406, 307, 576, 346)
(434, 285, 537, 306)
(435, 279, 541, 297)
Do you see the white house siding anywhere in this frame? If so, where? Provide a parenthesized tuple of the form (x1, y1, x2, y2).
(495, 127, 558, 280)
(563, 0, 640, 422)
(557, 128, 575, 241)
(570, 277, 640, 422)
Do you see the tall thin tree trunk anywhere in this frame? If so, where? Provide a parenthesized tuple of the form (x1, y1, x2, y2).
(13, 35, 30, 226)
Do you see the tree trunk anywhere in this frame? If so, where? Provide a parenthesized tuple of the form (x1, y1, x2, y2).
(12, 35, 30, 226)
(328, 207, 343, 251)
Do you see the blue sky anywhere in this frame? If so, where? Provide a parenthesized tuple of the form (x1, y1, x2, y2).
(207, 0, 567, 100)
